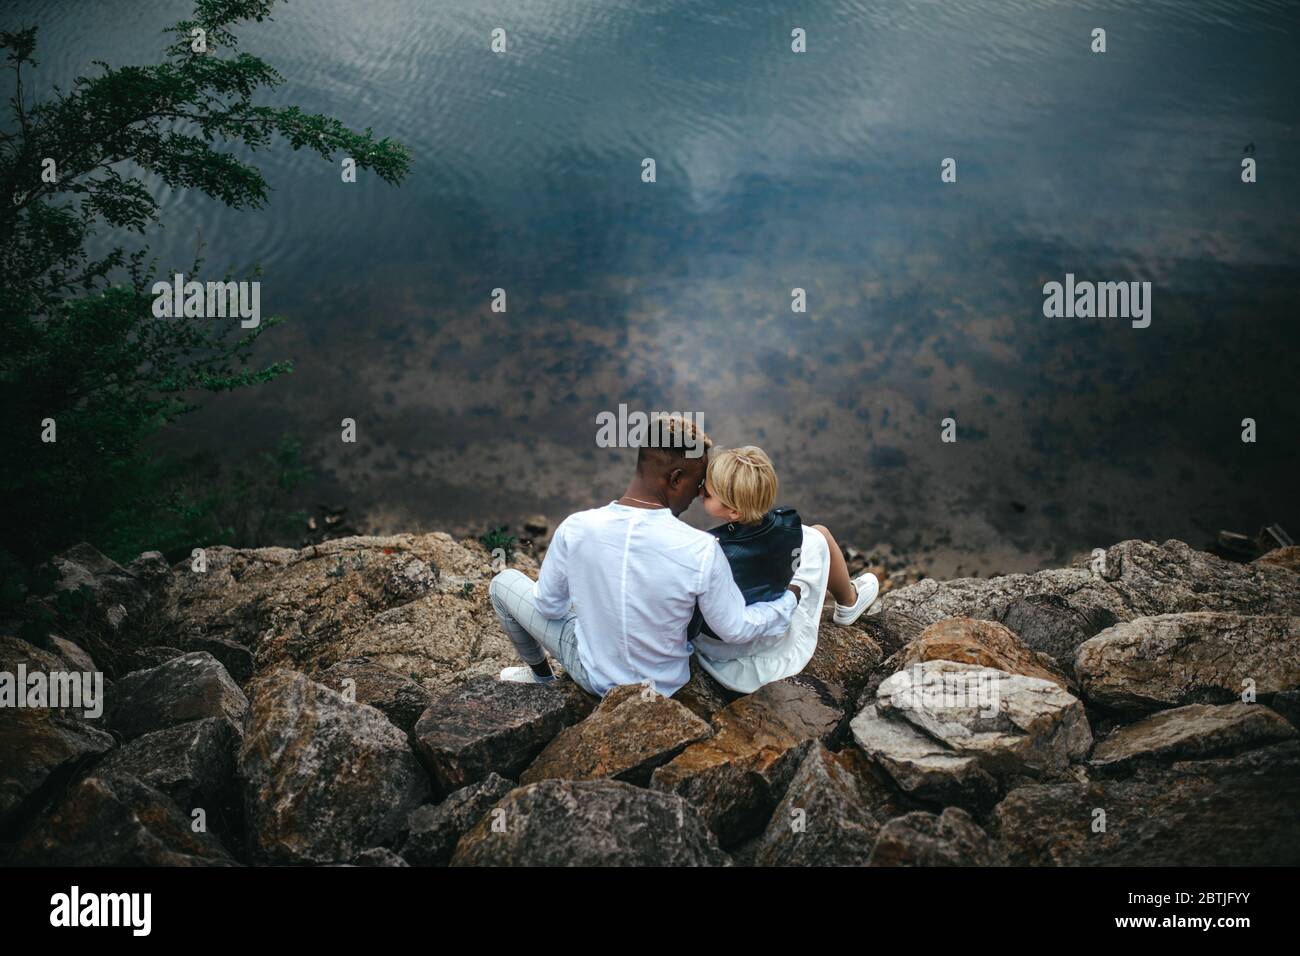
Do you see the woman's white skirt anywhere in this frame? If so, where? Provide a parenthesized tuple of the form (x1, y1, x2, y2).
(691, 524, 830, 693)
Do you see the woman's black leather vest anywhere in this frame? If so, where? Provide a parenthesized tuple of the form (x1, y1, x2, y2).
(689, 507, 802, 642)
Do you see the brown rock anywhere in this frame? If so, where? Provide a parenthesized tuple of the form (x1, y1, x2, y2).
(1089, 702, 1295, 770)
(316, 657, 434, 734)
(674, 656, 734, 722)
(899, 617, 1072, 690)
(650, 677, 843, 847)
(522, 683, 713, 786)
(802, 622, 884, 698)
(413, 675, 595, 794)
(1254, 545, 1300, 574)
(1076, 612, 1300, 714)
(0, 708, 115, 831)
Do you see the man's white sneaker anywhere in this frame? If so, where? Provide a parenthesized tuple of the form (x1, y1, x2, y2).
(499, 665, 557, 684)
(832, 572, 880, 625)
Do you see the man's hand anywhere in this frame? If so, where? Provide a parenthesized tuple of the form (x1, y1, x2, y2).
(787, 583, 801, 601)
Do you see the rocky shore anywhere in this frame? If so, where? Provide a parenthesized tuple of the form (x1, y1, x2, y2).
(2, 533, 1298, 866)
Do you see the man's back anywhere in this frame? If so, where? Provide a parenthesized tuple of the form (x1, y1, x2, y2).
(533, 502, 714, 696)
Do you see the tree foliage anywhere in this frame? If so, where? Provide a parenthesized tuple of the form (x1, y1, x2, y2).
(0, 1, 409, 573)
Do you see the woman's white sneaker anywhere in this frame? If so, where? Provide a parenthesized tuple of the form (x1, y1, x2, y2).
(499, 665, 557, 684)
(832, 572, 880, 625)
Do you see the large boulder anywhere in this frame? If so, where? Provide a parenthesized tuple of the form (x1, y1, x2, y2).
(868, 808, 1006, 866)
(650, 677, 843, 847)
(413, 675, 594, 794)
(8, 772, 237, 866)
(852, 660, 1092, 809)
(402, 773, 516, 866)
(1076, 613, 1300, 715)
(239, 669, 430, 865)
(450, 779, 730, 867)
(164, 534, 534, 700)
(0, 708, 115, 832)
(991, 741, 1300, 865)
(989, 594, 1120, 668)
(896, 617, 1072, 690)
(878, 539, 1300, 632)
(849, 703, 999, 808)
(96, 716, 242, 823)
(43, 543, 169, 677)
(522, 683, 713, 786)
(316, 657, 434, 735)
(876, 661, 1092, 778)
(104, 651, 248, 740)
(752, 742, 911, 866)
(1088, 702, 1295, 770)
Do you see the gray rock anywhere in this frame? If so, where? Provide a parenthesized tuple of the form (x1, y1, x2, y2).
(413, 675, 594, 794)
(850, 702, 999, 808)
(104, 651, 248, 739)
(9, 772, 237, 866)
(402, 773, 516, 866)
(97, 716, 241, 820)
(183, 636, 255, 685)
(1270, 689, 1300, 731)
(868, 808, 1006, 866)
(879, 539, 1300, 631)
(1076, 613, 1300, 715)
(239, 669, 430, 865)
(351, 847, 409, 867)
(753, 742, 910, 866)
(121, 646, 186, 671)
(1089, 702, 1295, 770)
(990, 594, 1118, 668)
(316, 657, 434, 734)
(451, 779, 730, 867)
(991, 741, 1300, 865)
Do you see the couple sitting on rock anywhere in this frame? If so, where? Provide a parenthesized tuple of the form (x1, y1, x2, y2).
(489, 414, 878, 698)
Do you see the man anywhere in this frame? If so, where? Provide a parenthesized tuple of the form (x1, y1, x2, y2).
(489, 414, 801, 697)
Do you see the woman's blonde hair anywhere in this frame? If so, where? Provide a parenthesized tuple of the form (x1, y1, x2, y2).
(707, 446, 778, 524)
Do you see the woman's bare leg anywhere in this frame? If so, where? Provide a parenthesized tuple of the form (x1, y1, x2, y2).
(813, 524, 856, 606)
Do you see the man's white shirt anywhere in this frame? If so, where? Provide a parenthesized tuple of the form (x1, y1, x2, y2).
(532, 502, 798, 696)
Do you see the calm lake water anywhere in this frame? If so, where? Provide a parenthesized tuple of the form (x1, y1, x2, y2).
(9, 0, 1299, 573)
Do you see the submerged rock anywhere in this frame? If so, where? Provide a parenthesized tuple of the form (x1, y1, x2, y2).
(451, 779, 729, 867)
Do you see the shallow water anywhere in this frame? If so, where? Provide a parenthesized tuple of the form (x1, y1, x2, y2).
(8, 0, 1299, 572)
